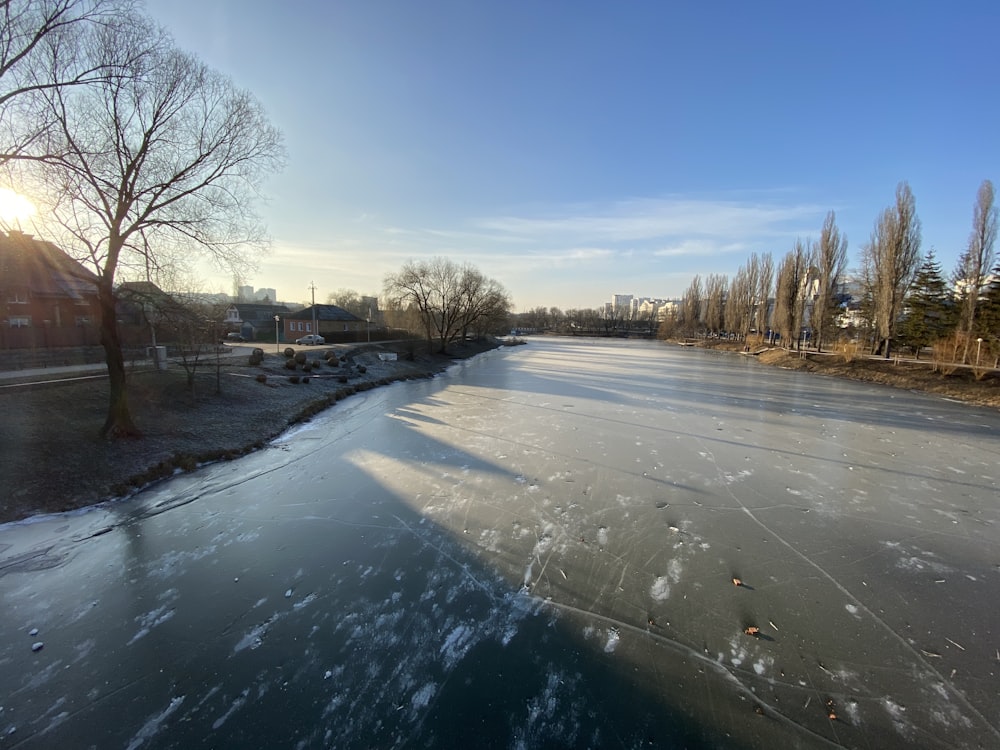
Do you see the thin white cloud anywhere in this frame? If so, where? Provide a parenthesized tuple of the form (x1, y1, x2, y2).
(473, 196, 823, 244)
(235, 192, 832, 309)
(652, 239, 749, 258)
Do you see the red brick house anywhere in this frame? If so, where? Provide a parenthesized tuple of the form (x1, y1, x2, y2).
(0, 230, 101, 350)
(283, 304, 365, 343)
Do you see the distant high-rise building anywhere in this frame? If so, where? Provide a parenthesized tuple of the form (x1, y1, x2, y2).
(612, 294, 633, 310)
(238, 285, 254, 302)
(254, 287, 277, 303)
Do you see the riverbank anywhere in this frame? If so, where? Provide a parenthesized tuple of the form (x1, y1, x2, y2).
(691, 338, 1000, 409)
(6, 334, 997, 526)
(0, 337, 510, 525)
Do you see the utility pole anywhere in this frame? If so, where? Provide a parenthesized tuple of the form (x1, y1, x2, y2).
(309, 281, 318, 336)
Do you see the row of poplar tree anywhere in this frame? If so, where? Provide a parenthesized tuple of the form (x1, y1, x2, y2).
(665, 180, 998, 364)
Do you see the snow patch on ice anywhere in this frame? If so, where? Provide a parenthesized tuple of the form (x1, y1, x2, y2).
(233, 611, 287, 653)
(478, 528, 500, 552)
(533, 526, 556, 556)
(440, 624, 475, 668)
(882, 541, 953, 574)
(649, 576, 671, 601)
(125, 695, 185, 750)
(127, 605, 175, 645)
(148, 547, 217, 580)
(596, 526, 609, 546)
(883, 698, 912, 737)
(410, 682, 437, 711)
(272, 421, 321, 443)
(667, 557, 683, 583)
(293, 592, 317, 610)
(72, 638, 95, 662)
(845, 603, 860, 617)
(212, 688, 249, 730)
(604, 628, 620, 653)
(512, 670, 582, 748)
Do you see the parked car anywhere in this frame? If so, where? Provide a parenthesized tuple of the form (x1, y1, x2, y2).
(295, 334, 325, 345)
(223, 332, 247, 342)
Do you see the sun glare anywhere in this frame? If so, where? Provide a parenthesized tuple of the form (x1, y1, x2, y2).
(0, 187, 37, 225)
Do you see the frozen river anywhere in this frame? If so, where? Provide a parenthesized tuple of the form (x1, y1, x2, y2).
(2, 337, 999, 749)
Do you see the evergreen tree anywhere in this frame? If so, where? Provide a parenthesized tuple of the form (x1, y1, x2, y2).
(976, 261, 1000, 341)
(898, 251, 954, 357)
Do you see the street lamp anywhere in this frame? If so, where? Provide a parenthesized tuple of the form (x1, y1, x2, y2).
(275, 315, 281, 353)
(976, 337, 983, 367)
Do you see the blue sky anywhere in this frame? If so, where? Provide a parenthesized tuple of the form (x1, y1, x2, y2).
(143, 0, 1000, 311)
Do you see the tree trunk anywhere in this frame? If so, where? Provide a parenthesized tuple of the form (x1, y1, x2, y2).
(97, 278, 141, 439)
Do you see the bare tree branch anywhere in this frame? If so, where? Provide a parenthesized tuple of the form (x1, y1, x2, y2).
(21, 8, 283, 437)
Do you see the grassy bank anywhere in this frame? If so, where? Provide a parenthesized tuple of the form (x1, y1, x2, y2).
(688, 338, 1000, 410)
(0, 338, 509, 525)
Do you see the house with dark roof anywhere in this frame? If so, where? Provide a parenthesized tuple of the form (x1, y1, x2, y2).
(283, 304, 365, 343)
(223, 301, 291, 340)
(116, 281, 188, 325)
(0, 230, 101, 349)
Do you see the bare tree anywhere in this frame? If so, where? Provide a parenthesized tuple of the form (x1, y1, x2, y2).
(680, 275, 702, 336)
(29, 12, 283, 437)
(1, 0, 131, 161)
(327, 288, 379, 322)
(656, 304, 679, 340)
(773, 242, 809, 350)
(953, 179, 997, 360)
(702, 274, 727, 336)
(456, 266, 510, 339)
(862, 182, 922, 358)
(812, 211, 848, 352)
(383, 257, 510, 353)
(754, 252, 773, 342)
(725, 264, 753, 343)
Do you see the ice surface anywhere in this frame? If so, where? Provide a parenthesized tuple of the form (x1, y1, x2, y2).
(2, 338, 999, 748)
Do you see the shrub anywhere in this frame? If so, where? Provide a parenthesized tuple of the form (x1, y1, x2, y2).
(302, 376, 310, 384)
(255, 373, 267, 384)
(249, 347, 265, 366)
(294, 351, 307, 365)
(176, 453, 198, 472)
(311, 359, 322, 368)
(302, 363, 312, 373)
(289, 375, 300, 384)
(283, 347, 295, 358)
(284, 359, 297, 370)
(338, 375, 348, 383)
(358, 365, 366, 373)
(932, 336, 961, 375)
(836, 342, 858, 363)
